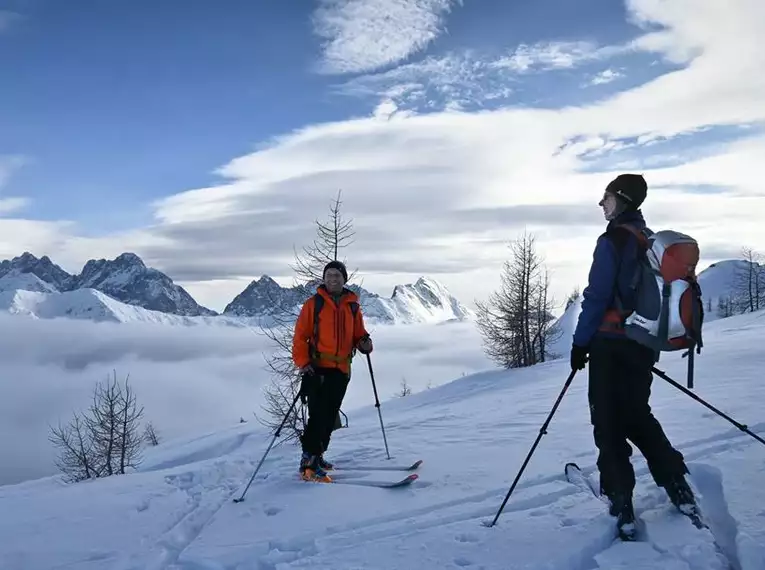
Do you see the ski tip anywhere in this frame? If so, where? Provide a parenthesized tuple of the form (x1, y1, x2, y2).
(410, 460, 423, 470)
(564, 462, 581, 474)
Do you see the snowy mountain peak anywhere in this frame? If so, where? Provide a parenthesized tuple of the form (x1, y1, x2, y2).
(223, 276, 311, 317)
(389, 276, 472, 323)
(223, 275, 470, 324)
(0, 269, 59, 294)
(71, 253, 215, 317)
(0, 251, 73, 290)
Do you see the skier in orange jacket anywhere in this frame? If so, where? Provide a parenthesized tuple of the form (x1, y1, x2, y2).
(292, 260, 373, 481)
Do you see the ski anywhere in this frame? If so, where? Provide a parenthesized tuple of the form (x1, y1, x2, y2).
(333, 459, 423, 472)
(564, 462, 639, 542)
(564, 462, 602, 500)
(301, 473, 418, 488)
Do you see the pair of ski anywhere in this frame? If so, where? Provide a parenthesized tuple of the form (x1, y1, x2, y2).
(302, 459, 422, 488)
(564, 462, 709, 541)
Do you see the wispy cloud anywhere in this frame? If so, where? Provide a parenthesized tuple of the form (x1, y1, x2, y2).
(311, 0, 461, 74)
(0, 10, 22, 33)
(1, 0, 763, 313)
(590, 68, 623, 85)
(337, 39, 634, 111)
(491, 41, 625, 73)
(0, 197, 29, 215)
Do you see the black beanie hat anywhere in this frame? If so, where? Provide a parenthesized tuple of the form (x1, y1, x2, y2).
(323, 260, 348, 282)
(605, 173, 647, 209)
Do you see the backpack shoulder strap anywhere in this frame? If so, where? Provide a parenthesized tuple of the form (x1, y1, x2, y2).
(608, 223, 650, 251)
(310, 293, 324, 361)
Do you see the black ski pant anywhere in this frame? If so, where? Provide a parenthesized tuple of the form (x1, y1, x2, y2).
(588, 336, 688, 500)
(300, 367, 350, 456)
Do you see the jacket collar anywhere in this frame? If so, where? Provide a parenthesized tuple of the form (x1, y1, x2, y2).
(607, 208, 645, 231)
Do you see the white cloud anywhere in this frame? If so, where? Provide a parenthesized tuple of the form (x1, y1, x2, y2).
(491, 41, 624, 73)
(312, 0, 461, 74)
(336, 40, 630, 111)
(0, 0, 763, 313)
(0, 315, 487, 485)
(0, 197, 28, 215)
(590, 68, 623, 85)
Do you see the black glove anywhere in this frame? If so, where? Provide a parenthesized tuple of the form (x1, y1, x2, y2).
(570, 344, 589, 371)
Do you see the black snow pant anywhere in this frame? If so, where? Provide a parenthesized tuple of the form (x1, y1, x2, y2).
(300, 367, 350, 456)
(588, 336, 688, 500)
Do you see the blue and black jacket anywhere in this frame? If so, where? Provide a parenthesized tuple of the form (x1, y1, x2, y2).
(572, 209, 646, 348)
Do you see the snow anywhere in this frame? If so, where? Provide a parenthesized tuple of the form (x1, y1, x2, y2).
(1, 304, 763, 569)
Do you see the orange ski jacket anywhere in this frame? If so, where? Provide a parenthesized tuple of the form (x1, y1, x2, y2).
(292, 285, 369, 375)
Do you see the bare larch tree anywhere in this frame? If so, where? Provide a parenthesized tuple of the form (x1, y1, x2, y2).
(731, 247, 764, 314)
(256, 190, 357, 443)
(48, 370, 147, 482)
(475, 231, 561, 369)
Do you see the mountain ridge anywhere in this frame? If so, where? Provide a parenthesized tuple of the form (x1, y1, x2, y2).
(0, 251, 472, 326)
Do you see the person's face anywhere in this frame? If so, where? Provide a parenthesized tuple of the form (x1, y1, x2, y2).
(323, 268, 345, 293)
(599, 192, 619, 220)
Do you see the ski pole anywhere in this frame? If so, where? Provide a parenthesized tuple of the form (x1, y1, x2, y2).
(233, 390, 301, 503)
(652, 367, 765, 447)
(366, 352, 391, 460)
(485, 368, 578, 527)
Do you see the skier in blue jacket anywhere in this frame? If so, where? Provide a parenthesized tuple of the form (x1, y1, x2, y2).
(570, 173, 698, 540)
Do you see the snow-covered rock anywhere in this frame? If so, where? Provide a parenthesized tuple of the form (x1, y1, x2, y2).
(0, 251, 471, 326)
(223, 275, 471, 325)
(224, 276, 313, 318)
(0, 286, 242, 326)
(0, 251, 216, 318)
(0, 252, 72, 290)
(69, 252, 215, 317)
(0, 269, 59, 295)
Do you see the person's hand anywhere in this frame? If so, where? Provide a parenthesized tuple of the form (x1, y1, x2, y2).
(299, 365, 316, 403)
(357, 335, 373, 354)
(300, 364, 314, 376)
(570, 344, 589, 371)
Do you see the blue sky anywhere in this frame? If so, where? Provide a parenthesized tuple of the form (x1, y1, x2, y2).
(0, 0, 763, 310)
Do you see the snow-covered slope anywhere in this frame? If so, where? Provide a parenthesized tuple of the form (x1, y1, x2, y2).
(2, 309, 763, 569)
(225, 275, 472, 324)
(0, 269, 59, 294)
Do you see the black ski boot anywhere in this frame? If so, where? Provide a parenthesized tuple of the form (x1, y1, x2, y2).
(609, 493, 637, 541)
(664, 474, 705, 528)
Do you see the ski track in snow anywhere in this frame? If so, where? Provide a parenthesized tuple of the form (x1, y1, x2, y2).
(1, 311, 765, 570)
(121, 412, 761, 570)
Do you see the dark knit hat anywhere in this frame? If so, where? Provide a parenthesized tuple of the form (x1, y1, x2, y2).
(323, 260, 348, 282)
(605, 173, 647, 209)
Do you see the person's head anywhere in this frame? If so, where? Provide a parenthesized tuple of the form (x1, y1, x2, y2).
(599, 173, 647, 221)
(322, 260, 348, 294)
